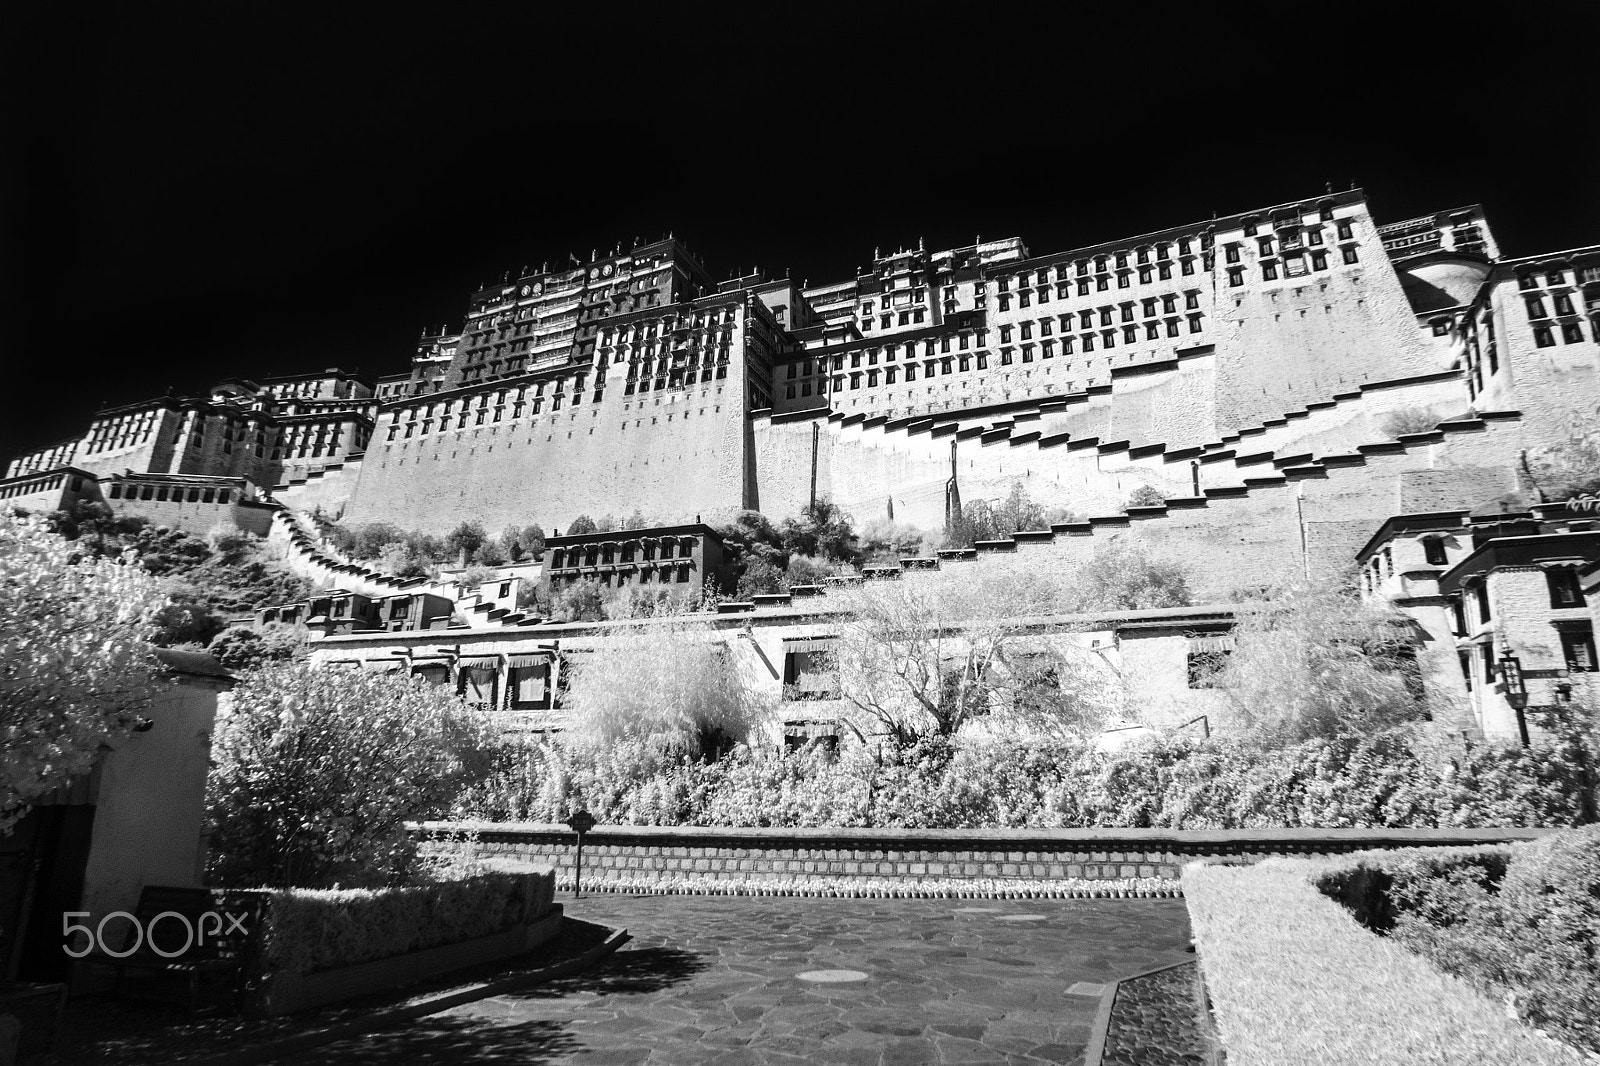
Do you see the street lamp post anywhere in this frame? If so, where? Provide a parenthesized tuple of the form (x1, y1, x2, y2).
(1498, 653, 1530, 748)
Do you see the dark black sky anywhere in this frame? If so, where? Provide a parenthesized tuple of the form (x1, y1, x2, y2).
(5, 4, 1598, 469)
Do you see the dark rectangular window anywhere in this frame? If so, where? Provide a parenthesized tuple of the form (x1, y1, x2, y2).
(1549, 569, 1584, 607)
(1562, 628, 1598, 672)
(1187, 650, 1231, 688)
(1342, 245, 1360, 265)
(1423, 538, 1448, 566)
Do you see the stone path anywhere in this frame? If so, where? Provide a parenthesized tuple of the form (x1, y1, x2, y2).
(283, 894, 1192, 1065)
(1099, 961, 1211, 1066)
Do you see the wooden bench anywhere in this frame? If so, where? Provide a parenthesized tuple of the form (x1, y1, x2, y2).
(74, 886, 260, 1012)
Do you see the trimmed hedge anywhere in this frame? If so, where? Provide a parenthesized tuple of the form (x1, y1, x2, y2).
(1183, 857, 1589, 1065)
(455, 727, 1600, 830)
(255, 867, 555, 977)
(1317, 830, 1600, 1054)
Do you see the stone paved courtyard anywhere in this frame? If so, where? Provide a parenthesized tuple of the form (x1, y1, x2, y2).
(282, 893, 1193, 1065)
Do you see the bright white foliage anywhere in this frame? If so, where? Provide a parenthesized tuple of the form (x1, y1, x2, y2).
(207, 662, 498, 887)
(0, 509, 166, 832)
(564, 620, 772, 758)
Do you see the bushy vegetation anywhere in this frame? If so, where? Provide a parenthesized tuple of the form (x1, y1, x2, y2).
(1379, 405, 1445, 438)
(1320, 831, 1600, 1054)
(321, 517, 547, 577)
(1184, 855, 1590, 1065)
(717, 501, 861, 598)
(943, 483, 1078, 547)
(453, 724, 1600, 831)
(562, 620, 773, 760)
(1, 509, 166, 831)
(1523, 431, 1600, 504)
(207, 663, 497, 888)
(40, 502, 313, 646)
(1122, 484, 1167, 510)
(1214, 576, 1429, 743)
(254, 867, 555, 978)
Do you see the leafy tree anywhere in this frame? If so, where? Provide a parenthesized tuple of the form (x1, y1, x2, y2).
(1, 510, 167, 832)
(550, 577, 606, 622)
(1044, 506, 1082, 526)
(595, 514, 619, 533)
(151, 590, 226, 647)
(779, 499, 858, 563)
(206, 623, 308, 672)
(1212, 575, 1426, 746)
(735, 557, 785, 600)
(206, 662, 496, 887)
(995, 483, 1049, 533)
(518, 524, 547, 558)
(565, 515, 599, 536)
(497, 524, 527, 563)
(377, 541, 434, 580)
(944, 485, 1055, 547)
(564, 621, 771, 760)
(1062, 542, 1192, 612)
(351, 522, 407, 560)
(785, 554, 833, 588)
(717, 510, 788, 594)
(1123, 485, 1167, 510)
(622, 509, 650, 530)
(444, 520, 488, 565)
(471, 540, 507, 567)
(859, 519, 927, 564)
(830, 569, 1076, 744)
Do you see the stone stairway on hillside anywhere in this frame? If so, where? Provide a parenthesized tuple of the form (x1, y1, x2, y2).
(266, 508, 547, 630)
(787, 406, 1525, 602)
(789, 365, 1470, 519)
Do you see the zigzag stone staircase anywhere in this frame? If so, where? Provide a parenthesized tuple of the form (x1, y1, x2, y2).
(266, 508, 544, 630)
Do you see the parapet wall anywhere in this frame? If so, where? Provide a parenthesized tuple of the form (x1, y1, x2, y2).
(419, 823, 1550, 889)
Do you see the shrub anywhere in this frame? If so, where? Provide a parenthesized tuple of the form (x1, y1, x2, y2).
(206, 623, 308, 672)
(255, 868, 555, 978)
(1185, 856, 1590, 1064)
(451, 726, 1600, 833)
(1316, 832, 1600, 1054)
(1492, 827, 1600, 1050)
(1380, 406, 1443, 438)
(207, 664, 497, 888)
(1212, 576, 1425, 745)
(1122, 484, 1166, 510)
(563, 620, 771, 759)
(550, 577, 606, 622)
(0, 510, 166, 830)
(1061, 542, 1192, 612)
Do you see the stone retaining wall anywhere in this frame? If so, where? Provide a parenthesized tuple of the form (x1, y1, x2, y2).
(418, 823, 1551, 888)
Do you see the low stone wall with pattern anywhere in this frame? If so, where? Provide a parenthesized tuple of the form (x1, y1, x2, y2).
(417, 823, 1551, 895)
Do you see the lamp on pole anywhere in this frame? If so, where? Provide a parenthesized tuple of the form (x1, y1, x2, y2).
(1498, 653, 1530, 748)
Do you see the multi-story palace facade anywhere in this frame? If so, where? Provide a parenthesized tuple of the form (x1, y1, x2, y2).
(8, 188, 1600, 600)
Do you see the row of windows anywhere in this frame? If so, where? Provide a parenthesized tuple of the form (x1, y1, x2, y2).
(1533, 321, 1598, 348)
(0, 473, 80, 499)
(551, 538, 700, 566)
(1516, 266, 1600, 290)
(1226, 246, 1354, 286)
(555, 564, 692, 586)
(1525, 293, 1582, 319)
(997, 262, 1200, 306)
(107, 483, 233, 504)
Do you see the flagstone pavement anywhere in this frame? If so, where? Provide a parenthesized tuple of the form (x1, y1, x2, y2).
(282, 894, 1193, 1066)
